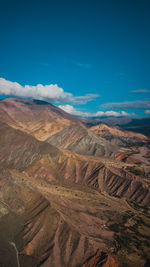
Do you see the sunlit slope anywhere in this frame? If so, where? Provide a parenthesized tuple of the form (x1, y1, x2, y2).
(0, 98, 80, 141)
(90, 123, 148, 146)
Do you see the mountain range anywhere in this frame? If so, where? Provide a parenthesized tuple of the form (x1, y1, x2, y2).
(84, 116, 150, 137)
(0, 98, 150, 267)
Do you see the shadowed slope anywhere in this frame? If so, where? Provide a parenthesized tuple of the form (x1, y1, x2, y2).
(47, 122, 150, 161)
(47, 124, 120, 157)
(0, 122, 61, 170)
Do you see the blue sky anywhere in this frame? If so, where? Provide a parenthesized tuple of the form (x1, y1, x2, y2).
(0, 0, 150, 117)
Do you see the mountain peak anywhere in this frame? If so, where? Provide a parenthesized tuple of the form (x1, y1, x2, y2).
(0, 97, 81, 141)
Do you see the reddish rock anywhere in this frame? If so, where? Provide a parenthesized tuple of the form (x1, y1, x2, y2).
(82, 249, 121, 267)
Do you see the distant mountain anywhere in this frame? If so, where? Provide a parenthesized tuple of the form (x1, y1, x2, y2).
(82, 116, 132, 126)
(90, 123, 148, 146)
(121, 117, 150, 137)
(83, 116, 150, 137)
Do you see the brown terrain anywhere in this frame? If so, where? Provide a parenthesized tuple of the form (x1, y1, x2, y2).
(90, 123, 147, 141)
(0, 98, 79, 140)
(0, 98, 150, 267)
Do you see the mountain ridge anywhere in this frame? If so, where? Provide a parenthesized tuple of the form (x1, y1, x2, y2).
(0, 97, 81, 141)
(0, 97, 150, 266)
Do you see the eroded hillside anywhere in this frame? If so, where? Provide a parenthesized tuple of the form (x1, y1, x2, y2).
(0, 98, 150, 267)
(0, 98, 80, 140)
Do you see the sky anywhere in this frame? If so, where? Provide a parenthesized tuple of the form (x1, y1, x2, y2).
(0, 0, 150, 118)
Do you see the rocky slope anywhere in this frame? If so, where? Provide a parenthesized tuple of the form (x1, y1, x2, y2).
(90, 123, 148, 146)
(0, 168, 150, 267)
(47, 124, 120, 157)
(1, 98, 149, 161)
(0, 121, 149, 206)
(0, 121, 61, 170)
(47, 121, 149, 161)
(0, 98, 80, 141)
(0, 98, 150, 266)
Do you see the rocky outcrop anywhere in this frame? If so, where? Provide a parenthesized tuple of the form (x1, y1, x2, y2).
(82, 250, 121, 267)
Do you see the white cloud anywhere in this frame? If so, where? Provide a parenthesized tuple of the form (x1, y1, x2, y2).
(0, 77, 99, 104)
(144, 110, 150, 114)
(58, 105, 133, 117)
(131, 89, 150, 93)
(100, 100, 150, 109)
(103, 110, 131, 117)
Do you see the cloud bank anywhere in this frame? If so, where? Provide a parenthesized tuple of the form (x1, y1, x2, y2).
(100, 100, 150, 109)
(131, 89, 150, 93)
(58, 104, 133, 117)
(0, 78, 99, 104)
